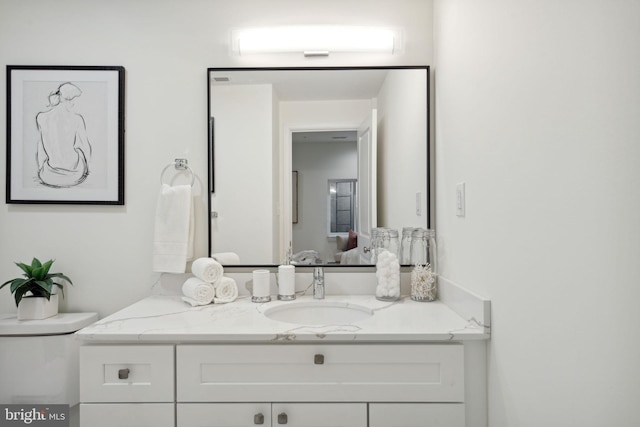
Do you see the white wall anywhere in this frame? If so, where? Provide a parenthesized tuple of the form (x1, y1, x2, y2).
(377, 68, 428, 230)
(0, 0, 433, 317)
(434, 1, 640, 426)
(210, 84, 275, 263)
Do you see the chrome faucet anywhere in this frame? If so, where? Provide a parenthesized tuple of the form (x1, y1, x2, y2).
(313, 267, 324, 299)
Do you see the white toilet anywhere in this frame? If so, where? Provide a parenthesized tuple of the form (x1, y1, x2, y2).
(0, 312, 98, 427)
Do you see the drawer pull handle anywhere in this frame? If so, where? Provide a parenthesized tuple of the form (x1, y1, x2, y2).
(118, 368, 130, 380)
(254, 413, 265, 425)
(277, 412, 288, 424)
(314, 354, 324, 365)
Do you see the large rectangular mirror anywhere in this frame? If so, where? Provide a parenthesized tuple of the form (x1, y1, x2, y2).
(207, 66, 430, 267)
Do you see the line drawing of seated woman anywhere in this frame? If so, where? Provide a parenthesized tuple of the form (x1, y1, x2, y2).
(35, 82, 92, 188)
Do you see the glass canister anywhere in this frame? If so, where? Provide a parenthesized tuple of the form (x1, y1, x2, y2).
(409, 228, 436, 266)
(380, 228, 399, 257)
(370, 227, 384, 264)
(375, 249, 401, 301)
(409, 229, 438, 302)
(411, 264, 437, 302)
(399, 227, 415, 264)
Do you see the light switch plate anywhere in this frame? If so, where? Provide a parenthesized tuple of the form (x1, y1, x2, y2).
(416, 192, 421, 216)
(456, 182, 465, 217)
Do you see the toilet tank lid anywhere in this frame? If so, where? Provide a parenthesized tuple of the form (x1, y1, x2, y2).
(0, 313, 98, 336)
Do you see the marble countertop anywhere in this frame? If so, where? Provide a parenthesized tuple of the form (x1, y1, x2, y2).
(0, 312, 98, 336)
(75, 293, 490, 343)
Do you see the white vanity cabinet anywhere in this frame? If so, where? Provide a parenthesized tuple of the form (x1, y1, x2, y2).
(177, 403, 367, 426)
(175, 344, 464, 426)
(177, 402, 463, 426)
(79, 343, 465, 427)
(77, 292, 490, 427)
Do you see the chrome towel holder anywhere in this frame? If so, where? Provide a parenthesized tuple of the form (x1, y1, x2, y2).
(160, 158, 195, 186)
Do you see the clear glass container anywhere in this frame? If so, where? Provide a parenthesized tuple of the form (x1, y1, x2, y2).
(409, 229, 438, 302)
(409, 228, 436, 266)
(379, 228, 399, 258)
(399, 227, 415, 264)
(370, 227, 384, 264)
(411, 264, 437, 302)
(375, 246, 401, 302)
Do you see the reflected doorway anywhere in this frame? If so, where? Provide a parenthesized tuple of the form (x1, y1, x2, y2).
(291, 130, 357, 264)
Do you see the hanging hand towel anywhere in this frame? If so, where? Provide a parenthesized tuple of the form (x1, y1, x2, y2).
(153, 184, 193, 273)
(214, 276, 239, 304)
(191, 257, 224, 283)
(181, 277, 215, 306)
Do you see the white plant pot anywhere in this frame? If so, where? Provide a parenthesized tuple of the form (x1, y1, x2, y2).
(17, 294, 59, 320)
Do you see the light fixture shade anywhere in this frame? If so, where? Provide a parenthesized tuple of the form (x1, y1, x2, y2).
(232, 26, 398, 55)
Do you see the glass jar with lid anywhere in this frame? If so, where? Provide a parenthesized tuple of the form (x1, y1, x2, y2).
(399, 227, 415, 264)
(409, 228, 436, 267)
(379, 228, 399, 257)
(409, 229, 437, 301)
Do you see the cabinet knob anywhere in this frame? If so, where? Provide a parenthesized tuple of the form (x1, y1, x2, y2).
(254, 413, 264, 425)
(277, 412, 288, 424)
(314, 354, 325, 365)
(118, 368, 130, 380)
(363, 246, 371, 253)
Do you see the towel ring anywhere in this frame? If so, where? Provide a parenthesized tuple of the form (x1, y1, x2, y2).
(160, 158, 195, 187)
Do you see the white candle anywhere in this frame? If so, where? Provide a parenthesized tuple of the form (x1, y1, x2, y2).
(278, 265, 295, 298)
(252, 270, 271, 298)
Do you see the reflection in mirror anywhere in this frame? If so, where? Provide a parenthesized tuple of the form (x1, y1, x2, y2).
(207, 66, 429, 267)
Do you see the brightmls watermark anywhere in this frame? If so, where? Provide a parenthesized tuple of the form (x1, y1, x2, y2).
(1, 405, 68, 426)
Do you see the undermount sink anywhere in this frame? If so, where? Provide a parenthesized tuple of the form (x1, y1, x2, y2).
(264, 301, 373, 325)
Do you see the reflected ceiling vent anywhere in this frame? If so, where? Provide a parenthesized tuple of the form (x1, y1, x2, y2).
(213, 76, 230, 82)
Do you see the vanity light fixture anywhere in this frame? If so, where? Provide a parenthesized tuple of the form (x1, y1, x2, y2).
(231, 26, 399, 56)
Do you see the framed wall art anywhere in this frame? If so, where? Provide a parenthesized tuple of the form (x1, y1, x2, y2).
(292, 170, 298, 224)
(6, 65, 125, 204)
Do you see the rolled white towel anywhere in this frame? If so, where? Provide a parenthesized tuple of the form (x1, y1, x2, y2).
(211, 252, 241, 265)
(181, 277, 215, 306)
(191, 257, 223, 282)
(214, 276, 239, 304)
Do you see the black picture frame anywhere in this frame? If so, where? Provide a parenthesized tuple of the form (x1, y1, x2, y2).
(6, 65, 125, 205)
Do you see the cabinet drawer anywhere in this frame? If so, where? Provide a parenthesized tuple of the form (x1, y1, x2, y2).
(80, 403, 174, 427)
(177, 403, 271, 426)
(369, 403, 465, 427)
(177, 344, 463, 402)
(80, 345, 174, 403)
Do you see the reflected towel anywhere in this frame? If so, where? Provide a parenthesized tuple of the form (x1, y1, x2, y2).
(211, 252, 241, 265)
(152, 184, 193, 273)
(191, 257, 224, 283)
(214, 276, 239, 304)
(181, 277, 215, 306)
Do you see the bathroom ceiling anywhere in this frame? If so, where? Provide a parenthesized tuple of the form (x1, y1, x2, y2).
(209, 68, 388, 101)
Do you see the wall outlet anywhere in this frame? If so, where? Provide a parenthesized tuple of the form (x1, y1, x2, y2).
(456, 182, 465, 217)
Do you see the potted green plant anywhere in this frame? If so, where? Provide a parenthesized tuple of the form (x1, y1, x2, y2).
(0, 257, 72, 320)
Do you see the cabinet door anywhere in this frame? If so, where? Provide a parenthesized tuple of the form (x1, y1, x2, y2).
(272, 403, 367, 427)
(177, 403, 271, 427)
(368, 403, 465, 427)
(80, 403, 174, 427)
